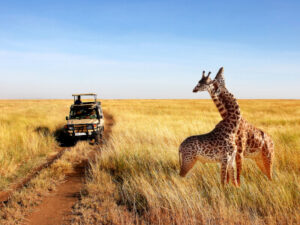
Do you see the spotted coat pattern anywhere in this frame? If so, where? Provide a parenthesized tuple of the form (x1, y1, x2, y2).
(179, 74, 241, 186)
(209, 69, 274, 185)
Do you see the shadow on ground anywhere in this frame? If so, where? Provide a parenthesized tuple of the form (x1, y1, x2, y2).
(35, 126, 77, 147)
(53, 127, 77, 147)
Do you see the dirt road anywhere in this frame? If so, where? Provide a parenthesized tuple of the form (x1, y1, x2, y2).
(24, 112, 114, 225)
(25, 162, 85, 225)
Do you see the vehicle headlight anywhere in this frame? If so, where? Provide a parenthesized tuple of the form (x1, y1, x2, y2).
(87, 124, 93, 130)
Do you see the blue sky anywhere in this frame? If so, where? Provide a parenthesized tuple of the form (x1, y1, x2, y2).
(0, 0, 299, 99)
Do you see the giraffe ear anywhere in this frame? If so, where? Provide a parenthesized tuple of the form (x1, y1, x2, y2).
(214, 67, 225, 86)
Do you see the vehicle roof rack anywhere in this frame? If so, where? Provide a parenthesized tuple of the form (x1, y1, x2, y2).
(72, 93, 97, 97)
(72, 93, 99, 104)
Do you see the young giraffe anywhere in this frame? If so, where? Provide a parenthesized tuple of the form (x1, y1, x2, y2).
(179, 71, 241, 186)
(194, 67, 274, 185)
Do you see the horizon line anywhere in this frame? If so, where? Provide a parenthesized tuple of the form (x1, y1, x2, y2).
(0, 98, 299, 101)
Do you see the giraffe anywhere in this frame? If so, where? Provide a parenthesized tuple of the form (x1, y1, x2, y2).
(179, 71, 241, 186)
(193, 67, 274, 185)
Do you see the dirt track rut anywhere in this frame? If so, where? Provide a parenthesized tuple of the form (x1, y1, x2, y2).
(23, 112, 114, 225)
(0, 148, 69, 203)
(25, 162, 86, 225)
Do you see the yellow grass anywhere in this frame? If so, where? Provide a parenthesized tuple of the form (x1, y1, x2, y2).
(0, 100, 71, 190)
(72, 99, 300, 224)
(0, 99, 299, 224)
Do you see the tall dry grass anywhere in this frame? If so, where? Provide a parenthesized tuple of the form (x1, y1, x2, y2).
(0, 100, 71, 190)
(72, 99, 300, 225)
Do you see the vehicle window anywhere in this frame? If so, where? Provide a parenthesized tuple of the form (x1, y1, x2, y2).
(70, 108, 98, 119)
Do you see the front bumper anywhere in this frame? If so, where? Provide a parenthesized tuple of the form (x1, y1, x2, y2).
(66, 129, 98, 137)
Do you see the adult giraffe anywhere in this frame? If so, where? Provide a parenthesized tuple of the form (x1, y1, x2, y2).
(192, 67, 274, 185)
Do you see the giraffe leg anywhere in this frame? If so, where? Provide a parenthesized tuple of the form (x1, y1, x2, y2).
(236, 153, 243, 186)
(179, 157, 197, 177)
(228, 165, 237, 186)
(222, 145, 238, 186)
(226, 165, 236, 185)
(228, 152, 238, 187)
(261, 141, 274, 180)
(236, 133, 246, 186)
(220, 159, 229, 186)
(226, 170, 230, 184)
(254, 155, 268, 177)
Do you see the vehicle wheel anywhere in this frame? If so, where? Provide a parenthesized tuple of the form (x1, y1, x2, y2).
(68, 137, 77, 146)
(94, 132, 102, 145)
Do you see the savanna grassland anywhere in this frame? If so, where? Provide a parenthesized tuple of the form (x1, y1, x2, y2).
(0, 100, 104, 224)
(0, 100, 72, 190)
(72, 100, 300, 225)
(0, 99, 300, 224)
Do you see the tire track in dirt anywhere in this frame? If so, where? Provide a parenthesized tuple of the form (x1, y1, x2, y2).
(24, 162, 86, 225)
(0, 147, 69, 203)
(24, 111, 114, 225)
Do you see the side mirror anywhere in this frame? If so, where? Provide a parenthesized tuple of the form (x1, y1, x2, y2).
(66, 116, 69, 120)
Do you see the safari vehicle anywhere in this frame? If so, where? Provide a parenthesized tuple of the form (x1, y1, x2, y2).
(64, 93, 104, 144)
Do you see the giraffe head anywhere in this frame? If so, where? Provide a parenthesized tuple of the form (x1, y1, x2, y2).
(193, 67, 225, 95)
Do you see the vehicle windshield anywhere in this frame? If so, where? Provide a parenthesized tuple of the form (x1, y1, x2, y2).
(70, 107, 98, 119)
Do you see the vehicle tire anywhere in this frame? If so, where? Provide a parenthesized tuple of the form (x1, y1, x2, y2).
(68, 137, 77, 146)
(94, 132, 102, 145)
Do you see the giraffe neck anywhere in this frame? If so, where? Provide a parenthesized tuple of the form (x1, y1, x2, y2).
(209, 92, 227, 119)
(210, 85, 241, 131)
